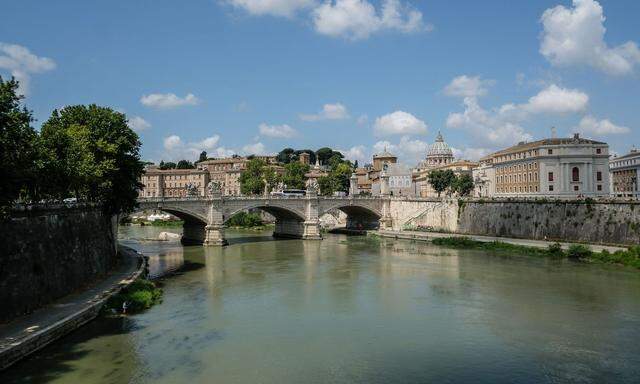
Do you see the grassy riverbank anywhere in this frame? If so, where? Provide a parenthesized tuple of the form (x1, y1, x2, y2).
(104, 279, 163, 314)
(431, 237, 640, 269)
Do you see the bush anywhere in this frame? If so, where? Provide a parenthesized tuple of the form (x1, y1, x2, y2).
(547, 242, 564, 257)
(226, 211, 263, 227)
(567, 244, 592, 260)
(105, 279, 162, 314)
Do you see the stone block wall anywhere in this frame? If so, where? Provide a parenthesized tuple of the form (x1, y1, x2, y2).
(0, 204, 117, 322)
(395, 199, 640, 246)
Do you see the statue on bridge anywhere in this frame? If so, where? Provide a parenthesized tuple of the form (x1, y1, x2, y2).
(207, 181, 222, 197)
(185, 182, 199, 197)
(305, 178, 319, 193)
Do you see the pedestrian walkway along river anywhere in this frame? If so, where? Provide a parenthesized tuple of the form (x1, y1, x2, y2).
(1, 226, 639, 383)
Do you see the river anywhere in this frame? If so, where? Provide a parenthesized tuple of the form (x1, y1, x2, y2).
(2, 226, 640, 383)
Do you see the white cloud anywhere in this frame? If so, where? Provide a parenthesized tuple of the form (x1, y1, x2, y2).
(162, 134, 232, 161)
(373, 136, 428, 164)
(446, 97, 533, 147)
(242, 142, 268, 155)
(0, 43, 56, 95)
(339, 145, 368, 164)
(445, 79, 589, 148)
(357, 114, 368, 125)
(300, 102, 350, 121)
(540, 0, 640, 76)
(373, 110, 427, 136)
(312, 0, 428, 40)
(140, 93, 200, 108)
(452, 147, 491, 161)
(225, 0, 316, 17)
(127, 116, 151, 131)
(444, 75, 493, 98)
(519, 84, 588, 114)
(258, 123, 297, 138)
(574, 115, 630, 136)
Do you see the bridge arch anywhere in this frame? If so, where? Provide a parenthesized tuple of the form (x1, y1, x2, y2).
(224, 202, 307, 239)
(318, 202, 382, 230)
(133, 202, 209, 245)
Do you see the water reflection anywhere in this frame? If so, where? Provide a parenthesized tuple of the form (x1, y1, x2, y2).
(2, 227, 640, 384)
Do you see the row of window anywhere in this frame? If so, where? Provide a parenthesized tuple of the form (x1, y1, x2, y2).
(497, 172, 539, 184)
(496, 162, 538, 174)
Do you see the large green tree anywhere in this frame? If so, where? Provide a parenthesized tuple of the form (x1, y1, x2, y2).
(39, 105, 144, 214)
(276, 148, 295, 164)
(176, 159, 195, 169)
(427, 169, 456, 197)
(0, 77, 38, 214)
(240, 158, 268, 195)
(282, 162, 310, 190)
(452, 174, 474, 196)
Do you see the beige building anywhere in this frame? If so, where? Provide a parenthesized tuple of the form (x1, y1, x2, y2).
(472, 156, 496, 197)
(140, 166, 209, 198)
(489, 134, 610, 198)
(610, 148, 639, 199)
(197, 158, 247, 196)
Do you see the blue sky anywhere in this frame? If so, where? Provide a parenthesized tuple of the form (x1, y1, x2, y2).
(1, 0, 638, 165)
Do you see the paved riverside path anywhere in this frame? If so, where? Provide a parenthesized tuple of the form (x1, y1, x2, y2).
(376, 230, 628, 253)
(0, 246, 145, 370)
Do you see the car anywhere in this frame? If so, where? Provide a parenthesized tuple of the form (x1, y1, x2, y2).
(63, 197, 78, 204)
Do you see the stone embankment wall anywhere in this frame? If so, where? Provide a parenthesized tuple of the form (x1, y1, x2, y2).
(394, 199, 640, 246)
(0, 204, 118, 322)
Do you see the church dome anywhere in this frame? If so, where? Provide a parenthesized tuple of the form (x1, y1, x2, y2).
(427, 132, 453, 157)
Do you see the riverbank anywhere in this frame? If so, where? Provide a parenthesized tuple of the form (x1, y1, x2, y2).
(0, 246, 146, 371)
(374, 230, 640, 268)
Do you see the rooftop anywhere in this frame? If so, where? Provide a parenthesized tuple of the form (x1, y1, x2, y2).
(491, 134, 607, 157)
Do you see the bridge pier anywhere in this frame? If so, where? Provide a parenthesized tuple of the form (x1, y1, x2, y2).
(204, 224, 227, 246)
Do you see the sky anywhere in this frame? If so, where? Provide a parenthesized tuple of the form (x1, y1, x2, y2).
(1, 0, 639, 165)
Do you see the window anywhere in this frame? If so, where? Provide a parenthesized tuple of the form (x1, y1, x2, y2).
(597, 171, 602, 182)
(596, 148, 601, 154)
(597, 185, 603, 191)
(548, 172, 554, 182)
(574, 185, 579, 191)
(549, 185, 554, 191)
(548, 149, 553, 155)
(572, 167, 580, 182)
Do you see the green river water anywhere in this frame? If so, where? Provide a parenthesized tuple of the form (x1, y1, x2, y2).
(2, 226, 640, 383)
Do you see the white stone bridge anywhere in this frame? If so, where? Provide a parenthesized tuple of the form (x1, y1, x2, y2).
(136, 189, 391, 245)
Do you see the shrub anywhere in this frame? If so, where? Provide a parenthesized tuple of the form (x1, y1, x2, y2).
(227, 211, 264, 227)
(567, 244, 592, 260)
(105, 278, 162, 314)
(547, 242, 564, 257)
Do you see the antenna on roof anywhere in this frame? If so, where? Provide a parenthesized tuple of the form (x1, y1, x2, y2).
(551, 126, 557, 138)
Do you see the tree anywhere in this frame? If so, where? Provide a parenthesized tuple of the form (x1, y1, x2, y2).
(159, 161, 176, 170)
(39, 105, 144, 214)
(315, 147, 335, 165)
(276, 148, 295, 164)
(240, 158, 267, 195)
(428, 169, 456, 197)
(0, 77, 38, 214)
(176, 160, 195, 169)
(282, 162, 310, 190)
(354, 160, 359, 169)
(198, 151, 207, 163)
(317, 175, 335, 196)
(452, 174, 474, 196)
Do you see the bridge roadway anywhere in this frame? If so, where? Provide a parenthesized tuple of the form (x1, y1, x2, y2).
(136, 190, 392, 246)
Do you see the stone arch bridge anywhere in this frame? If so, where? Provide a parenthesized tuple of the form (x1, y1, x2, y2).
(136, 191, 391, 245)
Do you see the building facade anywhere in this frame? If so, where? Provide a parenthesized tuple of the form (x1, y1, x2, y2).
(140, 166, 209, 198)
(610, 148, 639, 199)
(489, 134, 610, 198)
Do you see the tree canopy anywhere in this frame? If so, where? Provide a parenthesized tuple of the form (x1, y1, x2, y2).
(176, 160, 195, 169)
(282, 162, 310, 189)
(240, 159, 268, 195)
(427, 169, 456, 197)
(0, 77, 37, 215)
(452, 174, 474, 196)
(198, 151, 207, 163)
(39, 104, 144, 214)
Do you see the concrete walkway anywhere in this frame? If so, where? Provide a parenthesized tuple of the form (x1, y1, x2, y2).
(376, 230, 628, 253)
(0, 246, 146, 370)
